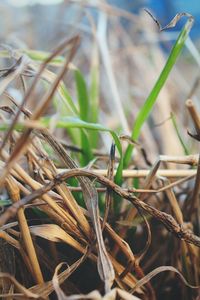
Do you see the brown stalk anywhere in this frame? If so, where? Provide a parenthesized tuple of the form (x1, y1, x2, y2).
(186, 99, 200, 135)
(2, 168, 200, 247)
(125, 159, 161, 227)
(163, 179, 198, 284)
(58, 168, 197, 178)
(112, 159, 160, 260)
(119, 154, 197, 245)
(186, 99, 200, 216)
(46, 169, 200, 247)
(102, 143, 115, 229)
(0, 231, 20, 250)
(21, 173, 193, 194)
(117, 160, 160, 298)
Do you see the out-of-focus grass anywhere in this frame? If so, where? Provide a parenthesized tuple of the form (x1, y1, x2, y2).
(124, 15, 194, 167)
(74, 68, 93, 165)
(170, 112, 190, 155)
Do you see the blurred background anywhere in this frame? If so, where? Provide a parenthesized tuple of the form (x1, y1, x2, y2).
(1, 2, 200, 299)
(1, 0, 200, 160)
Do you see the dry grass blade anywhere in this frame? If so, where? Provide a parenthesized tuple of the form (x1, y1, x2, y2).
(0, 231, 20, 250)
(5, 176, 44, 284)
(30, 252, 89, 298)
(39, 131, 115, 292)
(56, 169, 200, 247)
(124, 158, 161, 232)
(0, 273, 39, 299)
(0, 56, 28, 96)
(102, 143, 115, 229)
(27, 144, 91, 237)
(82, 181, 115, 293)
(163, 178, 184, 224)
(144, 10, 193, 31)
(0, 4, 200, 298)
(0, 172, 196, 229)
(189, 154, 200, 214)
(58, 168, 197, 178)
(0, 36, 80, 188)
(186, 99, 200, 216)
(29, 224, 86, 253)
(186, 99, 200, 136)
(76, 175, 115, 292)
(0, 36, 79, 153)
(3, 154, 79, 235)
(5, 101, 91, 237)
(29, 226, 138, 291)
(1, 168, 200, 247)
(162, 178, 199, 283)
(1, 188, 141, 288)
(130, 266, 200, 293)
(135, 210, 152, 263)
(52, 263, 70, 300)
(52, 287, 142, 300)
(114, 158, 161, 263)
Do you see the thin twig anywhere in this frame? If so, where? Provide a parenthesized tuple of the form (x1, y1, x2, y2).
(58, 168, 197, 178)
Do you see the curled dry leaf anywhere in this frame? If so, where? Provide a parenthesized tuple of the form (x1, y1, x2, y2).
(144, 9, 194, 32)
(30, 253, 88, 298)
(53, 289, 142, 300)
(52, 263, 141, 300)
(80, 178, 115, 293)
(131, 266, 200, 293)
(29, 224, 85, 253)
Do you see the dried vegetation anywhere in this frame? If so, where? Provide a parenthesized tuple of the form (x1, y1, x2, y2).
(0, 1, 200, 299)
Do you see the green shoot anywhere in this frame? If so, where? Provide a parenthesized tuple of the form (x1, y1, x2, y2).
(124, 15, 194, 167)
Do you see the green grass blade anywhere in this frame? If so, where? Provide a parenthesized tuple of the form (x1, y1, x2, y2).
(124, 16, 194, 168)
(80, 130, 93, 166)
(170, 113, 190, 155)
(42, 116, 123, 184)
(89, 45, 99, 148)
(0, 49, 65, 66)
(23, 49, 65, 66)
(74, 69, 89, 121)
(74, 69, 93, 165)
(0, 199, 12, 207)
(43, 78, 80, 146)
(59, 82, 79, 116)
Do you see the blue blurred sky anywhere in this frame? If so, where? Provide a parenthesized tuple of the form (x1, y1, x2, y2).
(109, 0, 200, 38)
(6, 0, 200, 39)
